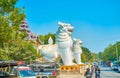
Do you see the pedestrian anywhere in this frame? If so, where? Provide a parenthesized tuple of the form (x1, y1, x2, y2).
(95, 66, 100, 78)
(84, 68, 92, 78)
(91, 65, 94, 74)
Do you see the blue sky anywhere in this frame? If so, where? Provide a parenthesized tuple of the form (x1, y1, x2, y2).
(17, 0, 120, 52)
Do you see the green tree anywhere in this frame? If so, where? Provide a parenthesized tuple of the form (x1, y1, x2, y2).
(0, 0, 37, 61)
(38, 33, 56, 44)
(0, 0, 25, 44)
(81, 47, 94, 62)
(102, 42, 120, 61)
(81, 52, 87, 62)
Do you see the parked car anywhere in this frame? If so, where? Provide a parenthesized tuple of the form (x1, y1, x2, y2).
(0, 71, 10, 77)
(117, 63, 120, 73)
(29, 62, 59, 76)
(10, 66, 38, 78)
(118, 66, 120, 72)
(0, 61, 18, 77)
(111, 64, 118, 71)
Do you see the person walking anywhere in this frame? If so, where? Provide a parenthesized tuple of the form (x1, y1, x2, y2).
(84, 68, 92, 78)
(95, 66, 100, 78)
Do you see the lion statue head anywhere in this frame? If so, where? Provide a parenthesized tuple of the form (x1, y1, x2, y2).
(72, 38, 83, 54)
(56, 21, 74, 48)
(58, 21, 74, 35)
(73, 38, 82, 47)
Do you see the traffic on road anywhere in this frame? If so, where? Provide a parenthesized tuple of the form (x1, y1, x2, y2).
(1, 61, 120, 78)
(84, 62, 120, 78)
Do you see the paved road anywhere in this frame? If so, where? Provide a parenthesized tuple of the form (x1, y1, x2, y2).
(92, 66, 120, 78)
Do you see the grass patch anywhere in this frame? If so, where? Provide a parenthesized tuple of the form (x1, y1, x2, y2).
(49, 76, 56, 78)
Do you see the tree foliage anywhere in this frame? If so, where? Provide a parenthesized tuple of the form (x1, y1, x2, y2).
(102, 42, 120, 61)
(81, 47, 97, 62)
(38, 33, 56, 44)
(0, 0, 37, 61)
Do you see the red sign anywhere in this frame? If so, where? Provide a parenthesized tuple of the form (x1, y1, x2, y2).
(18, 61, 22, 65)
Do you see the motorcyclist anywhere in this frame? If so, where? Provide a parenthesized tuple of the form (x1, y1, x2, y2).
(84, 68, 92, 78)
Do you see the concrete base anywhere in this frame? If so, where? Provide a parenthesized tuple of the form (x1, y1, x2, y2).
(57, 74, 84, 78)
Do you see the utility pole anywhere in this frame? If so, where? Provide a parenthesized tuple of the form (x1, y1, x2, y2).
(116, 44, 119, 61)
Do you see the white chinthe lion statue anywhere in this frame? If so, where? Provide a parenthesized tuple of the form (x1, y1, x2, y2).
(72, 38, 83, 64)
(56, 21, 74, 65)
(38, 21, 83, 65)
